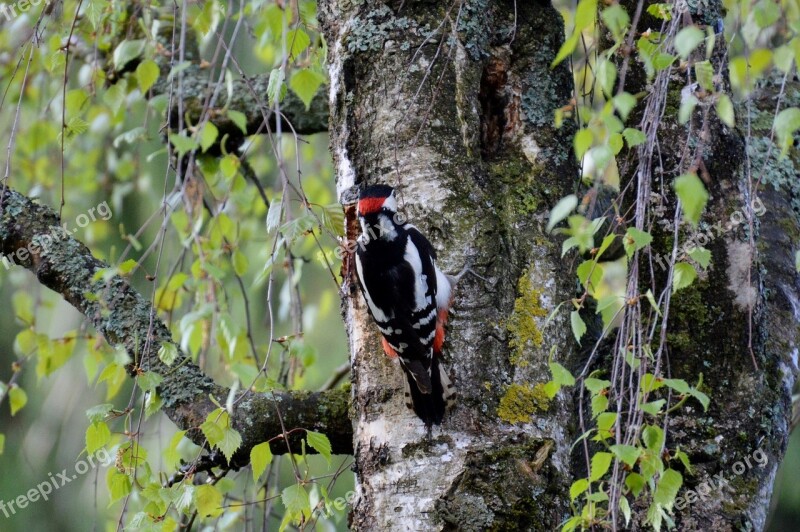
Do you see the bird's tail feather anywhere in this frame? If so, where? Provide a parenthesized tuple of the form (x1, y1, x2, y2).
(402, 357, 456, 426)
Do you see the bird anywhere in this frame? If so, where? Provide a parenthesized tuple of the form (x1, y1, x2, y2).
(353, 184, 456, 426)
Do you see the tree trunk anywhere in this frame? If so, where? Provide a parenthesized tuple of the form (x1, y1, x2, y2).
(320, 1, 580, 529)
(320, 0, 799, 530)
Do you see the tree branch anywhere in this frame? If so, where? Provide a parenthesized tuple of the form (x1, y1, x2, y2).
(0, 188, 353, 462)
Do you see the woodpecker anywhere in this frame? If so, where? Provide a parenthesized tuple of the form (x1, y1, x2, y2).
(353, 184, 456, 426)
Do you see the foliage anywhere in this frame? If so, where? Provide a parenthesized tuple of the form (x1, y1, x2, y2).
(545, 0, 799, 529)
(0, 0, 349, 529)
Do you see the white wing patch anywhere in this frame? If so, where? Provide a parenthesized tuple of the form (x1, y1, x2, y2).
(355, 252, 391, 322)
(435, 264, 452, 310)
(404, 238, 430, 312)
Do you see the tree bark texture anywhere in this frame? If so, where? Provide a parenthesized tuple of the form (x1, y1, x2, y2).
(320, 1, 581, 529)
(613, 2, 800, 529)
(320, 0, 799, 530)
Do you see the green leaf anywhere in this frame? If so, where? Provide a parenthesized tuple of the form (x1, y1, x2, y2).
(644, 289, 662, 317)
(689, 388, 710, 411)
(164, 430, 187, 470)
(547, 195, 578, 232)
(662, 378, 690, 394)
(596, 60, 617, 97)
(773, 43, 796, 74)
(622, 127, 647, 148)
(200, 409, 241, 462)
(591, 393, 608, 418)
(574, 128, 593, 160)
(227, 110, 248, 134)
(107, 470, 132, 503)
(200, 122, 219, 153)
(620, 495, 632, 526)
(641, 373, 664, 392)
(574, 0, 599, 30)
(112, 39, 146, 71)
(137, 371, 163, 393)
(610, 444, 641, 467)
(584, 378, 611, 394)
(577, 260, 603, 293)
(795, 250, 800, 272)
(0, 433, 4, 455)
(626, 472, 646, 496)
(570, 311, 587, 344)
(86, 403, 114, 423)
(674, 173, 708, 226)
(290, 69, 326, 109)
(594, 412, 617, 441)
(201, 414, 224, 445)
(672, 262, 698, 293)
(695, 60, 714, 92)
(306, 430, 332, 464)
(679, 93, 698, 124)
(12, 291, 34, 323)
(287, 28, 311, 60)
(218, 425, 242, 463)
(643, 424, 665, 451)
(118, 259, 137, 276)
(775, 107, 800, 156)
(614, 93, 637, 121)
(716, 94, 735, 127)
(84, 0, 106, 29)
(549, 362, 575, 386)
(646, 4, 672, 20)
(9, 386, 27, 416)
(136, 60, 160, 93)
(674, 449, 693, 473)
(168, 132, 199, 157)
(232, 249, 249, 277)
(195, 484, 223, 517)
(590, 451, 613, 481)
(601, 4, 630, 40)
(552, 32, 579, 68)
(688, 246, 711, 269)
(158, 343, 179, 366)
(268, 68, 287, 105)
(653, 469, 683, 509)
(641, 399, 666, 415)
(570, 478, 590, 502)
(624, 227, 653, 258)
(251, 441, 274, 482)
(220, 154, 240, 179)
(86, 421, 111, 454)
(282, 483, 311, 522)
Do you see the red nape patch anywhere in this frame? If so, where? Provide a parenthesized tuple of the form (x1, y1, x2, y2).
(381, 337, 398, 358)
(358, 197, 385, 215)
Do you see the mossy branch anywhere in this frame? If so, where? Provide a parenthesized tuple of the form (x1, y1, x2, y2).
(0, 188, 353, 462)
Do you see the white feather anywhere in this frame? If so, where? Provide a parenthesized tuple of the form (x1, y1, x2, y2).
(435, 264, 451, 310)
(404, 239, 430, 311)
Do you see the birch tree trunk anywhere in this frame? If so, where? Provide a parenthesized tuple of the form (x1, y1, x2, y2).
(318, 0, 798, 530)
(320, 1, 581, 529)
